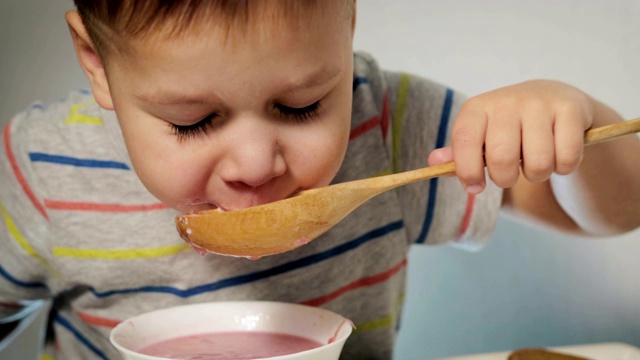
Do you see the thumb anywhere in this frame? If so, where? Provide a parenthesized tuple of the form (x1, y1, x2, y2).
(428, 146, 454, 166)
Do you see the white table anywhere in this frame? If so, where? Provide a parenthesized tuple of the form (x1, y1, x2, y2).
(436, 342, 640, 360)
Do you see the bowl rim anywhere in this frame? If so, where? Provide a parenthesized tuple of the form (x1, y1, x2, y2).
(109, 300, 353, 360)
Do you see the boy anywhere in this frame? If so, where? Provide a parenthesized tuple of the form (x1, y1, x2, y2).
(1, 0, 638, 359)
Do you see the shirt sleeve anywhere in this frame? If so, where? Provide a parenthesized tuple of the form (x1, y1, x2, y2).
(0, 112, 54, 303)
(382, 69, 503, 251)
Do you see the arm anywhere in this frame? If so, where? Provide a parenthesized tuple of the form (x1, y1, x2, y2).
(0, 118, 52, 308)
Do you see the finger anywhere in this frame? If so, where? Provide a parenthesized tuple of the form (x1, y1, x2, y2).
(521, 111, 555, 183)
(484, 113, 522, 188)
(554, 108, 585, 175)
(428, 147, 456, 177)
(451, 105, 487, 194)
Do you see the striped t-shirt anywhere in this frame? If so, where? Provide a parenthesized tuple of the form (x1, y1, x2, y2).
(0, 52, 502, 359)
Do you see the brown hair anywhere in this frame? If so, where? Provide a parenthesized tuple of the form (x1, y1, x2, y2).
(73, 0, 354, 60)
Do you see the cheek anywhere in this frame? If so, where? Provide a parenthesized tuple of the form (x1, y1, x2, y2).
(307, 88, 352, 186)
(134, 149, 212, 208)
(292, 110, 351, 188)
(117, 113, 212, 207)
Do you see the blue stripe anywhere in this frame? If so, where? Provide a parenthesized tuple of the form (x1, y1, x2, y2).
(0, 265, 48, 289)
(29, 152, 130, 170)
(416, 88, 454, 244)
(90, 220, 404, 299)
(353, 76, 368, 92)
(55, 313, 109, 360)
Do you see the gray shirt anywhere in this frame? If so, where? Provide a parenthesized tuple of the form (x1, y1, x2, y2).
(0, 52, 501, 359)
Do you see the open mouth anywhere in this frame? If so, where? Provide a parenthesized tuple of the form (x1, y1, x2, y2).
(189, 205, 227, 214)
(181, 198, 228, 213)
(184, 187, 305, 214)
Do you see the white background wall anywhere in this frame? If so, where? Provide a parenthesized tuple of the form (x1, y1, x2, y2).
(1, 1, 639, 359)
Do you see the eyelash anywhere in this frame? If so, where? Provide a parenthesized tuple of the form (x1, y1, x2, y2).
(171, 115, 215, 141)
(171, 101, 321, 140)
(275, 101, 321, 123)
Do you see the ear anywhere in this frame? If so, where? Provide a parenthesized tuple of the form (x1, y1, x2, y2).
(65, 11, 114, 110)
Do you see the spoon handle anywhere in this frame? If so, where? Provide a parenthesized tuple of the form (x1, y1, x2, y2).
(584, 117, 640, 145)
(363, 117, 640, 193)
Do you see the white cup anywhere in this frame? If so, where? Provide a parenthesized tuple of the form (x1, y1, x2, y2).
(110, 301, 353, 360)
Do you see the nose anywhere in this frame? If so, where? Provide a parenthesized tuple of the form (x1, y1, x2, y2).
(218, 116, 287, 188)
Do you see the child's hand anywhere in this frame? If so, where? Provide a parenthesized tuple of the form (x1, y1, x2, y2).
(429, 80, 594, 194)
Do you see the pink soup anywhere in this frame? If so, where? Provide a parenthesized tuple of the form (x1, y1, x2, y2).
(138, 331, 323, 360)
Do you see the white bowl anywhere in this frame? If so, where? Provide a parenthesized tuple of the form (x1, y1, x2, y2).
(110, 301, 353, 360)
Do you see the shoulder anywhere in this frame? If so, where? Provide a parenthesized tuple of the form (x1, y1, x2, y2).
(352, 52, 387, 116)
(384, 71, 463, 110)
(354, 51, 459, 90)
(3, 90, 131, 200)
(0, 90, 106, 230)
(6, 90, 123, 162)
(353, 51, 466, 114)
(8, 90, 89, 144)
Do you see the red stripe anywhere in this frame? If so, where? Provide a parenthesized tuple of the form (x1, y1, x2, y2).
(457, 194, 476, 240)
(380, 92, 390, 141)
(349, 115, 380, 140)
(0, 301, 23, 308)
(44, 199, 169, 212)
(300, 258, 407, 307)
(3, 123, 49, 220)
(349, 93, 390, 141)
(77, 311, 121, 329)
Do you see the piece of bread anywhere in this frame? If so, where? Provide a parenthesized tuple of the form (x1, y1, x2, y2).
(508, 348, 591, 360)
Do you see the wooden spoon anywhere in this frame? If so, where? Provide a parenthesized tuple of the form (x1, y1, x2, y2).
(176, 118, 640, 258)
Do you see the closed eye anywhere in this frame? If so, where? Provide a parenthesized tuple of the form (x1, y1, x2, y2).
(275, 101, 321, 123)
(171, 114, 216, 141)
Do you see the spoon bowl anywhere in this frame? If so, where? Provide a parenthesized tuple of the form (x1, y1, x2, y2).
(176, 118, 640, 258)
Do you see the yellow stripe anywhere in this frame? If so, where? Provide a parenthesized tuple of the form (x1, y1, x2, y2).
(41, 355, 54, 360)
(0, 200, 58, 277)
(353, 313, 394, 333)
(391, 74, 411, 173)
(353, 292, 405, 334)
(53, 243, 190, 260)
(64, 100, 103, 125)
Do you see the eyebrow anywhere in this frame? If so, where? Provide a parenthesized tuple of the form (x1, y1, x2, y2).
(136, 92, 218, 106)
(137, 66, 342, 106)
(279, 66, 342, 95)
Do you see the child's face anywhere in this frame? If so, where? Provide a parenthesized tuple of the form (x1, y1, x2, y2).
(95, 3, 355, 212)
